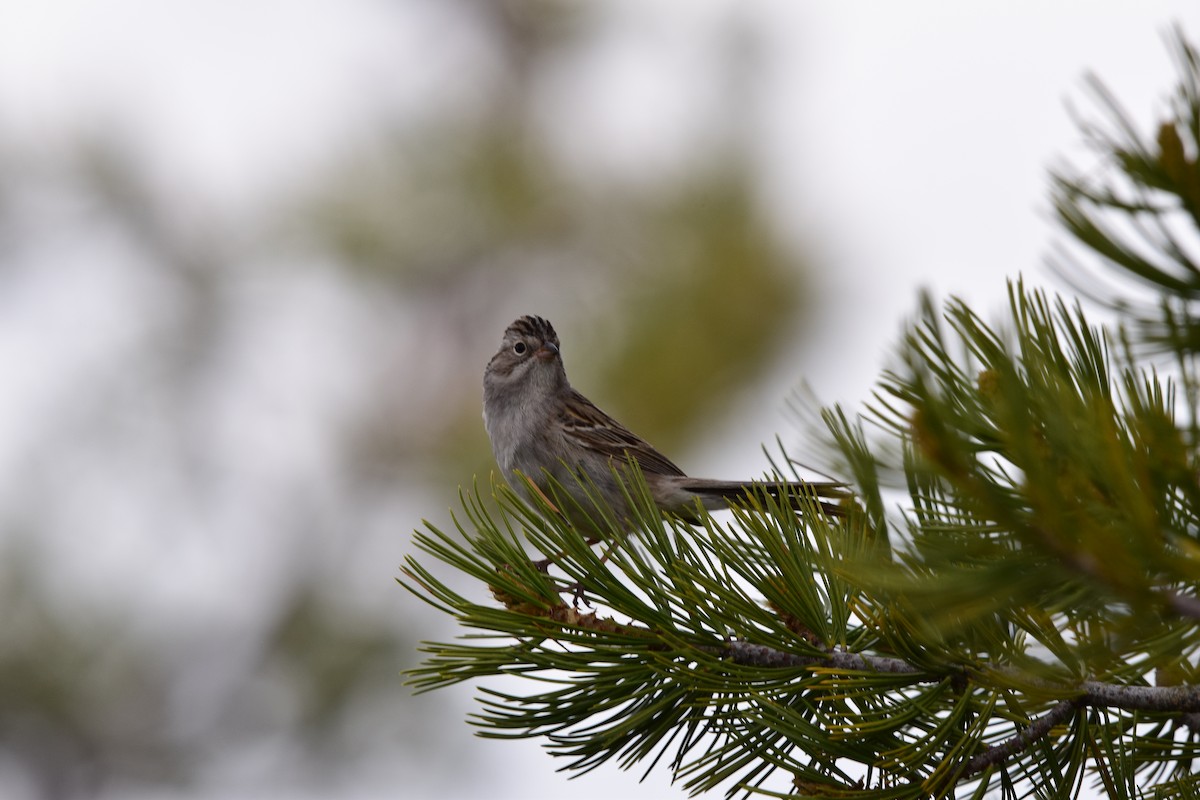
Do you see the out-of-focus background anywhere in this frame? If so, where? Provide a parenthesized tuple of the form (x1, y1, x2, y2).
(1, 2, 1195, 798)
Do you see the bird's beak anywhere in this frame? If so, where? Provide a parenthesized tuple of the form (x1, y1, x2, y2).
(536, 342, 559, 361)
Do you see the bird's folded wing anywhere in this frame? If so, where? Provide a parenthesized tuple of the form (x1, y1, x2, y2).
(558, 388, 687, 477)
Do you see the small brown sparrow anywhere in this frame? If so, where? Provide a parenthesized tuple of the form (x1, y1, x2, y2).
(482, 315, 846, 535)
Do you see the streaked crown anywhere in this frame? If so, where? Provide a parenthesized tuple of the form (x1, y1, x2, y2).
(506, 315, 559, 347)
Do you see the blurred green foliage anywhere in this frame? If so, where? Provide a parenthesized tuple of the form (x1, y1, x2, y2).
(0, 1, 822, 797)
(307, 125, 809, 477)
(594, 165, 799, 450)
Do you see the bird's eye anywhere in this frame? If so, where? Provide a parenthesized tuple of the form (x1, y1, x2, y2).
(513, 341, 528, 356)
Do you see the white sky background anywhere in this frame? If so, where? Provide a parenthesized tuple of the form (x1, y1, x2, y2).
(1, 2, 1198, 799)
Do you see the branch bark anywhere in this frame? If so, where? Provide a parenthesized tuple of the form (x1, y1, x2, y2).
(726, 640, 1200, 780)
(724, 640, 1200, 713)
(724, 640, 930, 677)
(962, 699, 1080, 778)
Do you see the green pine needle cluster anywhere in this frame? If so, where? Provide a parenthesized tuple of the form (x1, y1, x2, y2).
(837, 282, 1200, 673)
(401, 26, 1200, 800)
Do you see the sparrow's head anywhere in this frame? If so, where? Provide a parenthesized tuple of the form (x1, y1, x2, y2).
(484, 315, 566, 396)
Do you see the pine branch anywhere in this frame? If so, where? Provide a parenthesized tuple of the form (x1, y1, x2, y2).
(724, 641, 926, 676)
(500, 600, 1200, 718)
(730, 639, 1200, 717)
(405, 495, 1200, 792)
(1052, 27, 1200, 355)
(962, 699, 1080, 779)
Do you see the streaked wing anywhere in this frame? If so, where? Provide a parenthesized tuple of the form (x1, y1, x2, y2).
(559, 388, 687, 477)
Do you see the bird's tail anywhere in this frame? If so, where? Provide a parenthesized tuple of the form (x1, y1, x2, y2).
(680, 479, 850, 517)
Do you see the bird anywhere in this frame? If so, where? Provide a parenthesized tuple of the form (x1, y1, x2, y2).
(482, 314, 847, 538)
